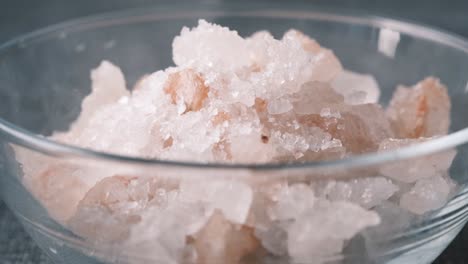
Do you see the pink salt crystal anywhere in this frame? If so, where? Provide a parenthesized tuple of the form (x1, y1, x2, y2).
(400, 174, 452, 214)
(13, 146, 53, 181)
(283, 29, 343, 83)
(291, 82, 345, 115)
(386, 77, 451, 138)
(68, 176, 139, 242)
(344, 103, 395, 150)
(296, 103, 393, 154)
(24, 164, 89, 222)
(191, 210, 260, 264)
(267, 98, 293, 115)
(378, 138, 456, 183)
(163, 69, 210, 112)
(68, 175, 178, 242)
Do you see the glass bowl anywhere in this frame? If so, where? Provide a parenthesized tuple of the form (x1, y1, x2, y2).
(1, 3, 468, 264)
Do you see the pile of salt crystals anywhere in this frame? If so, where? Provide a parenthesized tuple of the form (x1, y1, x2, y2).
(15, 20, 457, 263)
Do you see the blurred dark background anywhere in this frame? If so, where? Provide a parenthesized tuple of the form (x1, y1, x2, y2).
(0, 0, 467, 263)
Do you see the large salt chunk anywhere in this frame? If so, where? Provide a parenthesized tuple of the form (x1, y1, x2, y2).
(283, 29, 343, 83)
(191, 210, 260, 264)
(179, 180, 253, 224)
(163, 68, 210, 112)
(386, 77, 451, 138)
(23, 164, 89, 222)
(254, 221, 289, 256)
(268, 184, 315, 221)
(379, 138, 456, 183)
(313, 177, 399, 209)
(332, 70, 380, 105)
(291, 81, 344, 115)
(69, 102, 157, 157)
(400, 174, 452, 214)
(68, 175, 174, 242)
(267, 97, 293, 115)
(345, 103, 395, 151)
(246, 36, 317, 100)
(242, 29, 341, 101)
(296, 103, 393, 154)
(362, 201, 414, 254)
(228, 124, 277, 163)
(173, 20, 250, 71)
(72, 61, 129, 133)
(287, 199, 380, 262)
(125, 205, 189, 264)
(159, 110, 223, 162)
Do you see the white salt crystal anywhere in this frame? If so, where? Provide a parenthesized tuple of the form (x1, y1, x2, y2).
(179, 180, 253, 224)
(254, 221, 288, 256)
(314, 177, 399, 209)
(173, 20, 250, 72)
(400, 174, 452, 214)
(287, 199, 380, 262)
(228, 126, 276, 163)
(72, 61, 129, 133)
(268, 184, 315, 221)
(125, 205, 188, 264)
(332, 70, 380, 105)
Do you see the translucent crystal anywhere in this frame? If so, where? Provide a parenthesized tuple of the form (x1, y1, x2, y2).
(283, 29, 343, 83)
(179, 180, 253, 224)
(313, 177, 399, 209)
(386, 77, 451, 138)
(191, 211, 260, 264)
(23, 164, 90, 222)
(68, 175, 175, 242)
(254, 221, 289, 256)
(268, 184, 315, 221)
(291, 82, 344, 115)
(71, 60, 129, 133)
(173, 20, 251, 72)
(332, 70, 380, 105)
(379, 138, 456, 183)
(287, 199, 380, 262)
(400, 174, 452, 214)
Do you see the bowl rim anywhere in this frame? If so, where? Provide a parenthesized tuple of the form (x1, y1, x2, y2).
(1, 5, 468, 170)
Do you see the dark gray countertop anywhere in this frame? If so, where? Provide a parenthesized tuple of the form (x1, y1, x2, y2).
(1, 0, 467, 263)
